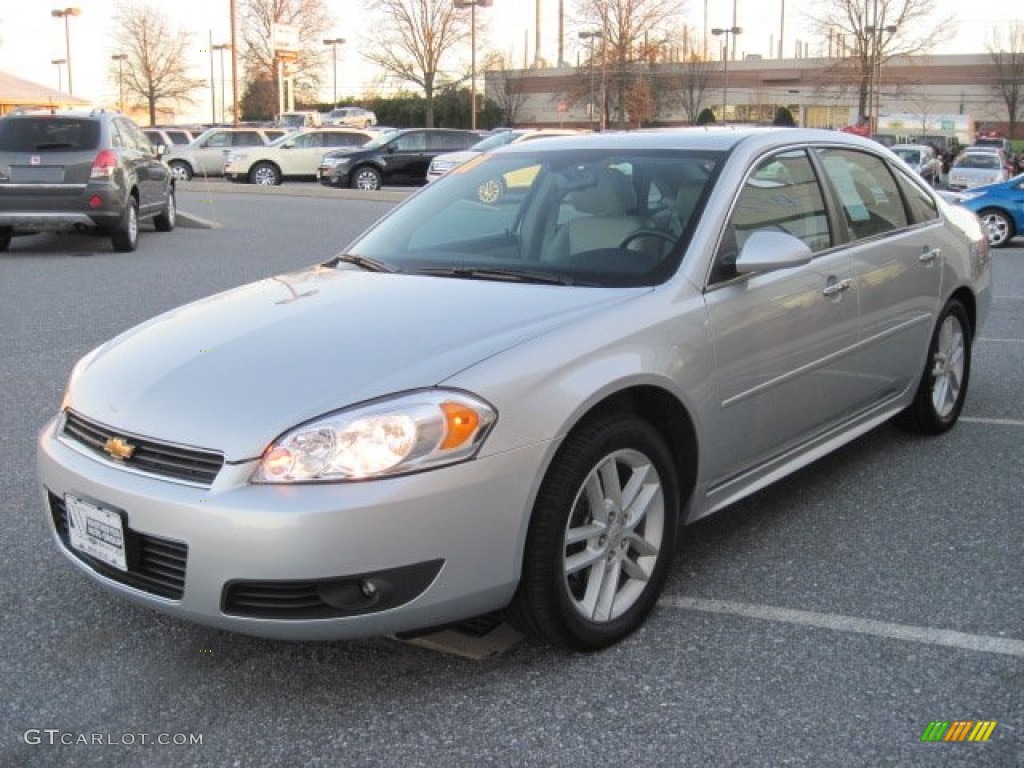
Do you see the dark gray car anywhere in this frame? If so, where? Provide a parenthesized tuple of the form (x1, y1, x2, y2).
(0, 110, 175, 252)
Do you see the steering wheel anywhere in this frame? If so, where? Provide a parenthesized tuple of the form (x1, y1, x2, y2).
(618, 229, 677, 250)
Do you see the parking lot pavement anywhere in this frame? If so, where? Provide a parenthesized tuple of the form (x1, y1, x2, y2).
(1, 190, 1020, 767)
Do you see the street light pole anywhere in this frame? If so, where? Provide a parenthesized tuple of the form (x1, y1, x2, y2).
(711, 26, 742, 123)
(51, 8, 81, 97)
(51, 59, 66, 98)
(322, 38, 346, 106)
(579, 30, 603, 130)
(214, 44, 232, 123)
(111, 54, 128, 112)
(454, 1, 493, 131)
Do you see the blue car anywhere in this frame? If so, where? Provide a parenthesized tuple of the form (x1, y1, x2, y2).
(957, 174, 1024, 247)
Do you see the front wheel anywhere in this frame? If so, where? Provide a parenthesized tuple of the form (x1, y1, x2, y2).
(508, 415, 679, 651)
(168, 161, 192, 182)
(350, 166, 382, 191)
(978, 208, 1014, 248)
(249, 162, 281, 186)
(896, 299, 971, 434)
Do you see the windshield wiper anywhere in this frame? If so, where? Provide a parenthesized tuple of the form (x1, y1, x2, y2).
(411, 266, 574, 286)
(327, 254, 400, 273)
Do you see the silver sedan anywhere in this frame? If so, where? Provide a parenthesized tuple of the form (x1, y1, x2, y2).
(38, 128, 992, 650)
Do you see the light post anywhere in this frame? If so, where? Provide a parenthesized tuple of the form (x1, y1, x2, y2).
(454, 0, 493, 131)
(579, 30, 603, 130)
(866, 23, 898, 133)
(51, 7, 81, 97)
(51, 58, 66, 97)
(711, 26, 742, 123)
(322, 37, 346, 107)
(214, 44, 231, 123)
(111, 54, 127, 112)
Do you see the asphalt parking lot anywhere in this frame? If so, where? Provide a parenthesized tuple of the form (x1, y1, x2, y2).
(1, 185, 1021, 767)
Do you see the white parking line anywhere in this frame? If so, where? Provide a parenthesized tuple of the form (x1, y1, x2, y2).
(961, 416, 1024, 427)
(978, 337, 1024, 343)
(659, 596, 1024, 657)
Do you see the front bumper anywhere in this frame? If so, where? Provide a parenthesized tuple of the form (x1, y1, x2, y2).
(37, 416, 546, 640)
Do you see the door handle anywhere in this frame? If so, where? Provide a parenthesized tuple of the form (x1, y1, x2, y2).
(822, 277, 852, 298)
(919, 247, 940, 264)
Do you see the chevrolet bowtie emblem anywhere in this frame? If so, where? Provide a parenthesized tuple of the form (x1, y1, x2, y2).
(103, 436, 136, 460)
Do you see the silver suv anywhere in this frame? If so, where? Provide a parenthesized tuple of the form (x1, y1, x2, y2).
(165, 126, 286, 181)
(0, 110, 175, 252)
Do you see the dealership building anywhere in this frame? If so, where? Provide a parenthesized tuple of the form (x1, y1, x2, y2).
(485, 53, 1017, 140)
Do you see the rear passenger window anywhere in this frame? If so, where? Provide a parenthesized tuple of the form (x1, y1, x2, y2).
(234, 131, 264, 147)
(892, 166, 939, 224)
(816, 148, 909, 239)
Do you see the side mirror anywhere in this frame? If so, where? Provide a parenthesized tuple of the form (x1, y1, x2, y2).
(282, 140, 295, 149)
(735, 230, 813, 274)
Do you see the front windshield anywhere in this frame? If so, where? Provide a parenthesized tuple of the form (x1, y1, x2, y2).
(893, 149, 922, 164)
(361, 129, 401, 149)
(342, 147, 722, 288)
(955, 153, 1000, 169)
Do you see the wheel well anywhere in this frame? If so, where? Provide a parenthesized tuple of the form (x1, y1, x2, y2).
(251, 160, 281, 174)
(169, 159, 191, 171)
(948, 286, 978, 339)
(568, 386, 698, 515)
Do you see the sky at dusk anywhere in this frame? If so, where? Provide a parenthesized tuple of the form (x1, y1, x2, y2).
(0, 0, 1010, 120)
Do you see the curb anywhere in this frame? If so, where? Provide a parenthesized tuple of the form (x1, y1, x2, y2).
(177, 179, 412, 203)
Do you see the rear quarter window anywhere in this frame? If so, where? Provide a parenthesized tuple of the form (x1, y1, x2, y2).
(0, 117, 100, 152)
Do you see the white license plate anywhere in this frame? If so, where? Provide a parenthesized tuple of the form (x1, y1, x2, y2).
(66, 495, 127, 572)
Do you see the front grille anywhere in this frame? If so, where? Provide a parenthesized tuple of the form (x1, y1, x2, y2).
(62, 410, 224, 487)
(49, 492, 187, 600)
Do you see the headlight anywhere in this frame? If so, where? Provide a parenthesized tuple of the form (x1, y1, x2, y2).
(322, 156, 349, 169)
(252, 389, 497, 483)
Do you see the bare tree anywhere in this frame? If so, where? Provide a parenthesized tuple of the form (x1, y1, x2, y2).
(481, 52, 529, 126)
(986, 24, 1024, 143)
(574, 0, 682, 128)
(111, 2, 205, 125)
(666, 53, 713, 124)
(804, 0, 954, 120)
(241, 0, 333, 106)
(363, 0, 469, 128)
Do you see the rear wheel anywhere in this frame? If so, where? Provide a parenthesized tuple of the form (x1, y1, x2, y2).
(110, 196, 139, 252)
(350, 166, 382, 191)
(249, 162, 281, 186)
(896, 299, 971, 434)
(168, 161, 192, 182)
(978, 208, 1014, 248)
(508, 414, 679, 651)
(154, 188, 176, 232)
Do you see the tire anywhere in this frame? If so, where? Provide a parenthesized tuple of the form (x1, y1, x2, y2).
(978, 208, 1014, 248)
(896, 299, 971, 434)
(154, 188, 176, 232)
(169, 161, 193, 182)
(0, 227, 11, 252)
(249, 162, 281, 186)
(508, 414, 679, 651)
(350, 166, 382, 191)
(110, 196, 139, 253)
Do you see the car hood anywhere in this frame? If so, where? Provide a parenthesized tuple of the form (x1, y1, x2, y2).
(432, 150, 479, 166)
(67, 266, 645, 459)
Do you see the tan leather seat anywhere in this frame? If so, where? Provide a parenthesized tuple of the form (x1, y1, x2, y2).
(546, 168, 644, 261)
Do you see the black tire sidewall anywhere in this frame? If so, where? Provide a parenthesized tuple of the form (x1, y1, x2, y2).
(515, 415, 679, 650)
(902, 300, 972, 434)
